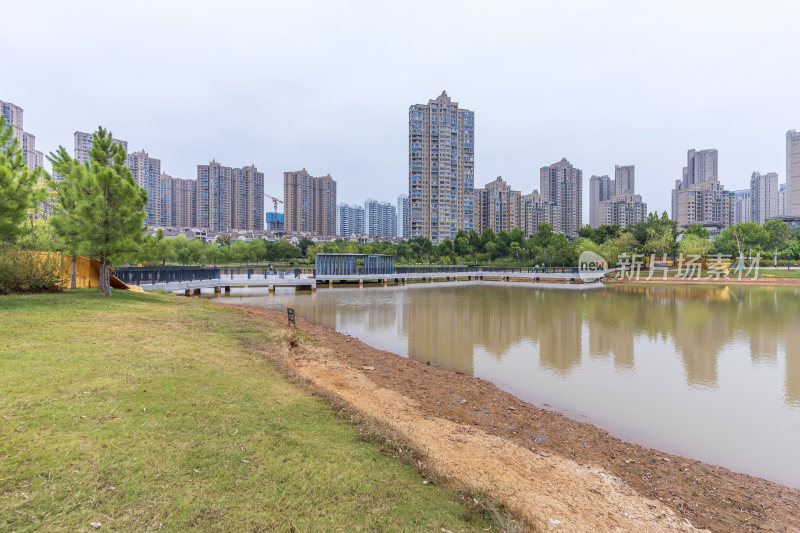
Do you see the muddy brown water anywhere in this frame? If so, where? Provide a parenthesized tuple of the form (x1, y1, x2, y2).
(213, 281, 800, 488)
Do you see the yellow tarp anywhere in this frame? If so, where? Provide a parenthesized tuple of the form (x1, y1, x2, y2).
(31, 252, 143, 292)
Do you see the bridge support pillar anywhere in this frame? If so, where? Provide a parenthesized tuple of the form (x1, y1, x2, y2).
(427, 277, 433, 283)
(328, 280, 333, 288)
(310, 284, 317, 292)
(268, 285, 275, 293)
(359, 279, 364, 288)
(402, 278, 407, 285)
(383, 279, 387, 287)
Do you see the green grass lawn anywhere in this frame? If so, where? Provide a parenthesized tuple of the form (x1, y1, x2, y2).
(0, 290, 492, 532)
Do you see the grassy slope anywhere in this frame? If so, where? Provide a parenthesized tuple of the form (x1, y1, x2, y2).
(1, 291, 491, 532)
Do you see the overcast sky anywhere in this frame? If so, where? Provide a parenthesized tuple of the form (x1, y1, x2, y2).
(3, 0, 799, 218)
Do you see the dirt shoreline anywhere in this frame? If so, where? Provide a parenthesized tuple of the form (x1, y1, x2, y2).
(229, 304, 800, 532)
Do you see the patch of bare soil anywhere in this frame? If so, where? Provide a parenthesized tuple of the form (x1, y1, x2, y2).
(235, 305, 800, 532)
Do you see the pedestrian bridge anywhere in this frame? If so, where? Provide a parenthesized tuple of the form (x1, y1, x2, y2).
(114, 265, 606, 295)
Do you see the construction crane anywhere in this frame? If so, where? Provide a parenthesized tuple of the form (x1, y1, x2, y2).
(265, 194, 284, 234)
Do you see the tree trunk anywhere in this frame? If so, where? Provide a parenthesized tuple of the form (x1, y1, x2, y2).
(71, 254, 77, 289)
(105, 263, 112, 297)
(98, 261, 105, 292)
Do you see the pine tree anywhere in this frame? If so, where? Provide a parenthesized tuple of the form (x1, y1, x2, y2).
(0, 116, 46, 243)
(47, 127, 147, 296)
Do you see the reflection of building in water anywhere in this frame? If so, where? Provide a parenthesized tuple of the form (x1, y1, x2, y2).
(403, 288, 477, 375)
(781, 292, 800, 407)
(786, 326, 800, 407)
(402, 284, 585, 376)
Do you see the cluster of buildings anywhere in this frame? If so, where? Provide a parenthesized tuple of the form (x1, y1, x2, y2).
(6, 94, 800, 243)
(76, 131, 265, 232)
(670, 133, 800, 232)
(408, 92, 637, 243)
(337, 199, 399, 239)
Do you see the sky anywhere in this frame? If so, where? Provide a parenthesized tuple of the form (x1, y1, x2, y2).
(3, 0, 799, 220)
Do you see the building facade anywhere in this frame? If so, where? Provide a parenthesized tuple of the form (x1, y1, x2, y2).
(474, 176, 522, 234)
(197, 160, 233, 231)
(787, 130, 800, 215)
(397, 193, 409, 239)
(365, 199, 397, 238)
(232, 165, 265, 231)
(337, 203, 365, 237)
(671, 149, 734, 230)
(750, 171, 779, 225)
(521, 191, 554, 237)
(540, 158, 582, 238)
(589, 165, 646, 229)
(127, 150, 161, 225)
(284, 168, 337, 236)
(266, 212, 284, 232)
(589, 175, 614, 228)
(409, 91, 475, 244)
(1, 100, 44, 171)
(779, 183, 787, 216)
(74, 131, 128, 165)
(733, 189, 752, 224)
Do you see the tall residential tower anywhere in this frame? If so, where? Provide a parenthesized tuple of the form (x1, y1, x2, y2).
(409, 91, 475, 244)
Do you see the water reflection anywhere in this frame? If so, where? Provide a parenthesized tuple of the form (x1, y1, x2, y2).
(215, 282, 800, 486)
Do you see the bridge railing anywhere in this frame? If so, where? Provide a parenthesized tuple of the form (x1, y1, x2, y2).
(114, 266, 221, 285)
(312, 265, 603, 276)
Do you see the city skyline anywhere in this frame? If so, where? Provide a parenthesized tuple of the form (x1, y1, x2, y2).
(3, 1, 799, 221)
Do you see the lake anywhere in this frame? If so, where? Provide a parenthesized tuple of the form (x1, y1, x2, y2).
(213, 282, 800, 488)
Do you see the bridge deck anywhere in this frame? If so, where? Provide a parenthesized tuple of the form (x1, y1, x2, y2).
(138, 270, 606, 293)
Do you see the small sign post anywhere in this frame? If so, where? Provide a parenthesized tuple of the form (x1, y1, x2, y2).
(287, 307, 296, 329)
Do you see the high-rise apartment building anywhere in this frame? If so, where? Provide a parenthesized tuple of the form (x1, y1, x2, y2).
(397, 193, 409, 239)
(589, 175, 614, 228)
(365, 199, 397, 238)
(474, 177, 522, 234)
(232, 165, 265, 231)
(540, 158, 582, 238)
(194, 160, 263, 231)
(284, 168, 337, 236)
(337, 204, 365, 237)
(197, 160, 232, 231)
(672, 149, 734, 230)
(409, 91, 475, 244)
(750, 171, 779, 225)
(127, 150, 161, 225)
(157, 173, 198, 227)
(589, 165, 646, 229)
(787, 130, 800, 215)
(74, 131, 128, 165)
(733, 189, 752, 224)
(521, 191, 554, 237)
(778, 183, 787, 216)
(598, 194, 648, 228)
(0, 100, 23, 140)
(614, 164, 635, 195)
(1, 100, 44, 171)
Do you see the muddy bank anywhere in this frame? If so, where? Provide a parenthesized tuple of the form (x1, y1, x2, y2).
(232, 305, 800, 532)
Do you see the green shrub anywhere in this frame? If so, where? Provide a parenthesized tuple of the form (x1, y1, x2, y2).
(0, 245, 64, 294)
